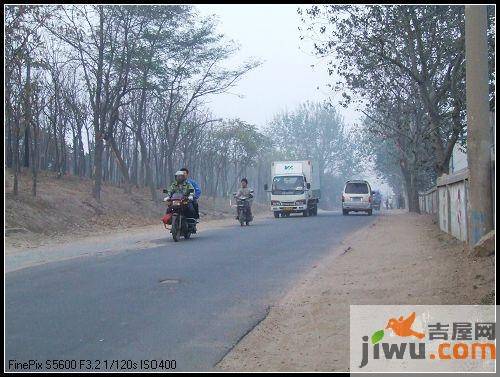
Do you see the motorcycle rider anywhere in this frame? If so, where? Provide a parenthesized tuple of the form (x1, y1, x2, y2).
(234, 178, 253, 221)
(179, 167, 201, 219)
(164, 170, 196, 220)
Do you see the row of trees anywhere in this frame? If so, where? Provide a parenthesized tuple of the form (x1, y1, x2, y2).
(265, 101, 362, 208)
(5, 5, 263, 201)
(5, 5, 373, 210)
(299, 5, 495, 212)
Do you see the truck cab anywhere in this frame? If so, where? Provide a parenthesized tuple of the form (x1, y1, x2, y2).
(265, 160, 320, 218)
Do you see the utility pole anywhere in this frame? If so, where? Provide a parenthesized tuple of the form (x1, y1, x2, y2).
(465, 5, 493, 245)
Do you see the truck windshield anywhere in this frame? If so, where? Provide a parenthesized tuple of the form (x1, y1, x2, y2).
(345, 182, 369, 194)
(272, 175, 304, 194)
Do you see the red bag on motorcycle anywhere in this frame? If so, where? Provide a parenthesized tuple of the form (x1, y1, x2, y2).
(162, 213, 172, 225)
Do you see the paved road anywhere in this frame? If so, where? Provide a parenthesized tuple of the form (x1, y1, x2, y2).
(5, 211, 375, 372)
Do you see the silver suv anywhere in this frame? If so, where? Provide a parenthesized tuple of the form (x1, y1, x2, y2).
(342, 180, 372, 216)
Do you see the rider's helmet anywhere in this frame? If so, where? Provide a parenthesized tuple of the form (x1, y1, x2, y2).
(175, 170, 186, 184)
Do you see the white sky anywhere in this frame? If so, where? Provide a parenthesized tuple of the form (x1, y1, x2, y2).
(197, 4, 360, 128)
(196, 4, 392, 195)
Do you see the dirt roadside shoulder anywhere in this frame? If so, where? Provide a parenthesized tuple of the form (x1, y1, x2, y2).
(5, 168, 269, 253)
(217, 210, 495, 372)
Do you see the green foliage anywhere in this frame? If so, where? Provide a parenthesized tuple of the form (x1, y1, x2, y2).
(298, 4, 495, 183)
(216, 119, 272, 169)
(266, 101, 363, 208)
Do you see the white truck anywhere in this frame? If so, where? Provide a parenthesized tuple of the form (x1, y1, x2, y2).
(264, 160, 320, 218)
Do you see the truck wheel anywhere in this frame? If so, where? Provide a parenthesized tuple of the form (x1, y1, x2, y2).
(367, 209, 373, 216)
(343, 209, 348, 216)
(274, 212, 280, 218)
(303, 209, 309, 217)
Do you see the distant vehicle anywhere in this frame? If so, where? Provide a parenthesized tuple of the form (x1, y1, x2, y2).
(264, 160, 320, 218)
(342, 180, 373, 216)
(372, 190, 382, 210)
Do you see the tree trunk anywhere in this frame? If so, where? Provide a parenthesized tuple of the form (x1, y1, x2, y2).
(23, 124, 30, 168)
(93, 137, 104, 201)
(132, 137, 138, 187)
(31, 106, 39, 197)
(85, 125, 93, 178)
(137, 132, 157, 201)
(91, 6, 105, 200)
(13, 114, 20, 195)
(72, 132, 78, 176)
(77, 125, 86, 177)
(51, 106, 60, 174)
(107, 135, 132, 193)
(23, 56, 32, 172)
(6, 69, 13, 168)
(400, 162, 420, 213)
(6, 120, 13, 168)
(166, 151, 175, 184)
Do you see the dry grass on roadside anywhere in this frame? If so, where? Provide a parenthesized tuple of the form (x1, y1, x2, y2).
(5, 169, 266, 249)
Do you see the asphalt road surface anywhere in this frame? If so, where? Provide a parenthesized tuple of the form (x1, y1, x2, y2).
(6, 211, 375, 372)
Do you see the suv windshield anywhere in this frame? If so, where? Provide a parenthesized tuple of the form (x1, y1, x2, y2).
(345, 182, 369, 194)
(272, 175, 304, 194)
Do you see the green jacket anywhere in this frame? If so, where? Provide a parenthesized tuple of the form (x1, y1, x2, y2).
(167, 180, 195, 197)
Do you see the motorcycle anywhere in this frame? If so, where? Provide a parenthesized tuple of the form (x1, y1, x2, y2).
(162, 189, 197, 242)
(233, 190, 254, 226)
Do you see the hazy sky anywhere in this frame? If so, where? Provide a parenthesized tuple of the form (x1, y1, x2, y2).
(196, 4, 392, 195)
(197, 4, 360, 129)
